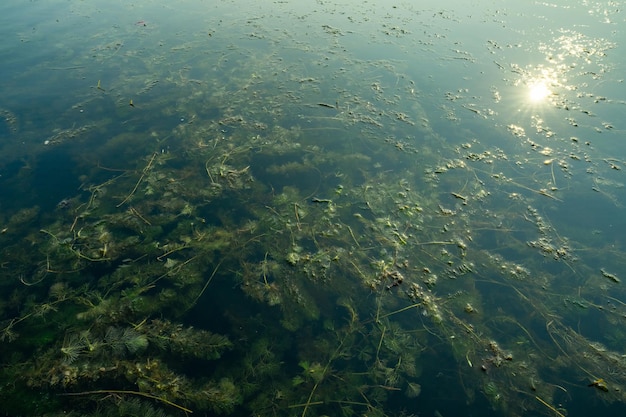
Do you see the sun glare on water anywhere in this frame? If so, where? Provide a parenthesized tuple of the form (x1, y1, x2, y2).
(528, 81, 552, 102)
(516, 66, 562, 110)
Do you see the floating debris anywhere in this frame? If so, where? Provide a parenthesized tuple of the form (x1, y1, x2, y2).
(600, 268, 620, 283)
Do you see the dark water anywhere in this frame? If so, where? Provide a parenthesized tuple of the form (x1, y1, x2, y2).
(1, 1, 626, 416)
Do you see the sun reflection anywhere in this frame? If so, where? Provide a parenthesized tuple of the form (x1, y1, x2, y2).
(528, 81, 551, 103)
(515, 65, 561, 109)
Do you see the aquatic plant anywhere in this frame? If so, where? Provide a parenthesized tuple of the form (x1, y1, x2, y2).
(1, 3, 626, 416)
(60, 333, 85, 364)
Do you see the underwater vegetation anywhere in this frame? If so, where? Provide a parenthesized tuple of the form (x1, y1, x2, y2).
(2, 92, 626, 416)
(2, 1, 626, 417)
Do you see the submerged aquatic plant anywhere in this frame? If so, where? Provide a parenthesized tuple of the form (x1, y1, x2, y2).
(104, 326, 148, 355)
(200, 378, 243, 414)
(1, 3, 626, 417)
(405, 382, 421, 398)
(60, 334, 85, 364)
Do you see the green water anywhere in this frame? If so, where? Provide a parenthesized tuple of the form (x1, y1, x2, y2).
(1, 1, 626, 416)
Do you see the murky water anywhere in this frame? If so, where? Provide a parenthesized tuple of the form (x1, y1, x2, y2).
(1, 1, 626, 416)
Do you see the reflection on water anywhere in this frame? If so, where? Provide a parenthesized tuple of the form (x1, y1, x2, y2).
(1, 1, 626, 416)
(527, 78, 553, 103)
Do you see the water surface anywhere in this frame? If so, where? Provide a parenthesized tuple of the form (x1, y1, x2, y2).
(1, 1, 626, 416)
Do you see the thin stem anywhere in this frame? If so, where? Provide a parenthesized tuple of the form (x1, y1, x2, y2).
(59, 389, 192, 413)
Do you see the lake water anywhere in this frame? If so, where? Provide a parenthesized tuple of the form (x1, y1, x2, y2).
(2, 1, 626, 416)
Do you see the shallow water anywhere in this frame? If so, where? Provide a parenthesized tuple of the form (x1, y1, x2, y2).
(1, 1, 626, 416)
